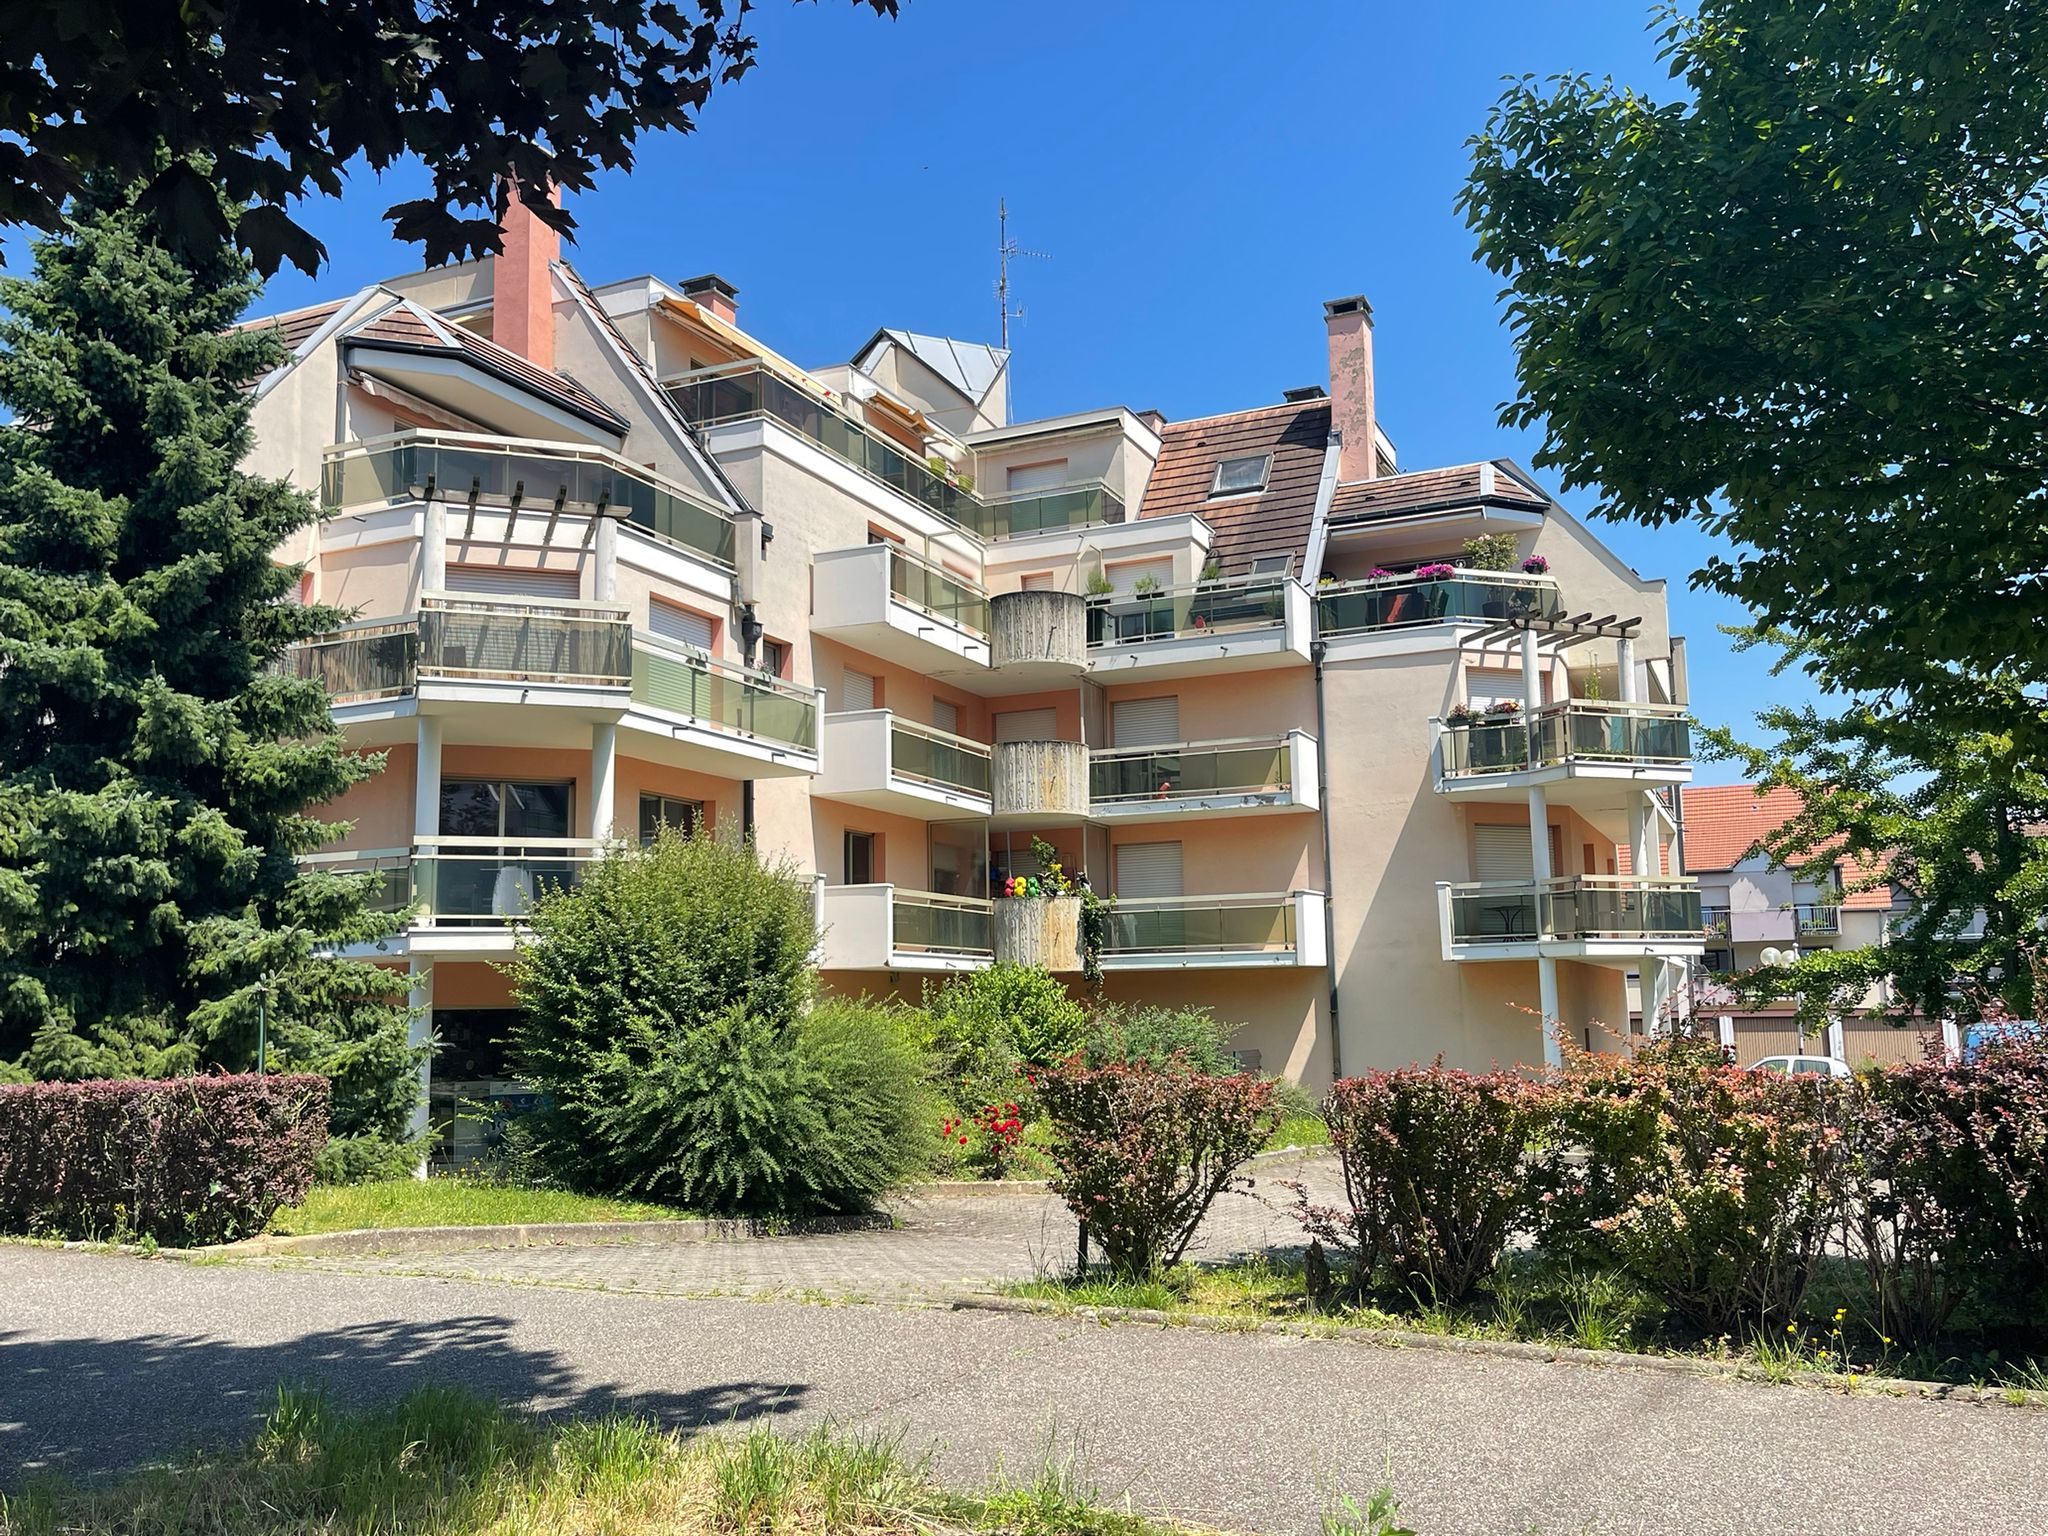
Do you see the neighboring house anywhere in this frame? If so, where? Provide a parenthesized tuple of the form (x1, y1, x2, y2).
(253, 194, 1704, 1156)
(1672, 784, 1939, 1067)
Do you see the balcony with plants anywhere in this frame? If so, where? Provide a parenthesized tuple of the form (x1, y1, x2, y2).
(1084, 572, 1313, 679)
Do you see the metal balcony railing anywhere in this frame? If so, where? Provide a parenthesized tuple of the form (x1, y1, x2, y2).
(286, 618, 419, 701)
(1087, 574, 1291, 648)
(321, 430, 737, 569)
(1102, 893, 1300, 955)
(1316, 569, 1561, 638)
(631, 633, 819, 752)
(1089, 737, 1292, 805)
(419, 595, 632, 687)
(1794, 903, 1843, 935)
(1447, 877, 1704, 944)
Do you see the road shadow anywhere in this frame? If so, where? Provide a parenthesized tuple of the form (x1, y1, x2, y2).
(0, 1311, 808, 1485)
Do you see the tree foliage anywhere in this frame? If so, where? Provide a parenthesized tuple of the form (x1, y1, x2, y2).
(1461, 0, 2048, 754)
(0, 176, 417, 1142)
(0, 0, 898, 276)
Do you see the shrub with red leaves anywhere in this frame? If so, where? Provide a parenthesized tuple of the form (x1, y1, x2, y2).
(0, 1074, 329, 1244)
(1292, 1065, 1553, 1304)
(1035, 1056, 1278, 1277)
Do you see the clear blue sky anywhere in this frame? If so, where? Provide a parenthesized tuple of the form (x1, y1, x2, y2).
(181, 1, 1819, 778)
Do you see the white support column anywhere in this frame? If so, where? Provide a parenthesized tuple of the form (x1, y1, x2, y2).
(591, 721, 618, 840)
(414, 715, 443, 843)
(422, 497, 448, 596)
(1645, 960, 1671, 1035)
(1718, 1012, 1737, 1051)
(1538, 957, 1562, 1068)
(1826, 1017, 1846, 1063)
(1629, 790, 1653, 881)
(1527, 784, 1553, 894)
(593, 514, 619, 603)
(1521, 624, 1543, 708)
(406, 957, 432, 1167)
(1616, 633, 1638, 703)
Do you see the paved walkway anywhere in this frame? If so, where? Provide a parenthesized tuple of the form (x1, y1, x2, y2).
(4, 1244, 2045, 1535)
(269, 1151, 1336, 1299)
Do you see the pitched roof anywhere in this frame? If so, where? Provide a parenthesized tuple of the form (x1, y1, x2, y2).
(1136, 399, 1332, 575)
(1680, 784, 1894, 908)
(343, 298, 629, 435)
(856, 329, 1009, 406)
(241, 299, 348, 351)
(1328, 460, 1548, 525)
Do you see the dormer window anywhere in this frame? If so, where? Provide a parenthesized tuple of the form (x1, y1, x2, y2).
(1210, 454, 1271, 497)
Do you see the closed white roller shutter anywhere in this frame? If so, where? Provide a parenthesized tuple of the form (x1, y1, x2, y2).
(1112, 696, 1180, 747)
(1474, 825, 1535, 883)
(1006, 460, 1070, 494)
(840, 668, 876, 712)
(446, 565, 581, 601)
(931, 698, 959, 735)
(1114, 841, 1183, 899)
(648, 599, 715, 652)
(994, 707, 1058, 743)
(1107, 557, 1173, 595)
(1020, 572, 1056, 592)
(1466, 668, 1527, 710)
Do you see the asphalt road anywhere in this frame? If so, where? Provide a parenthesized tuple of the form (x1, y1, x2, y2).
(3, 1246, 2044, 1535)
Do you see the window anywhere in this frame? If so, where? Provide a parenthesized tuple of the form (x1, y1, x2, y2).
(1006, 459, 1070, 494)
(439, 779, 573, 841)
(446, 565, 581, 601)
(1020, 572, 1056, 592)
(1209, 454, 1271, 497)
(844, 830, 877, 885)
(840, 668, 876, 712)
(758, 638, 789, 677)
(1112, 696, 1180, 747)
(638, 794, 702, 845)
(1114, 841, 1184, 898)
(1106, 557, 1173, 595)
(649, 599, 715, 652)
(931, 698, 960, 736)
(1249, 553, 1292, 575)
(994, 707, 1059, 743)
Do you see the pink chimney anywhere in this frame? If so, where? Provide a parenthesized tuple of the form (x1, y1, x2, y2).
(681, 273, 740, 325)
(494, 181, 560, 370)
(1323, 295, 1377, 482)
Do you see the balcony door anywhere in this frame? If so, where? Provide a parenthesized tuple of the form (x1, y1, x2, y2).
(438, 778, 575, 918)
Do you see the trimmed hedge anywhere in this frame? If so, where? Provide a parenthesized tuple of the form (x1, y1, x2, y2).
(0, 1074, 330, 1244)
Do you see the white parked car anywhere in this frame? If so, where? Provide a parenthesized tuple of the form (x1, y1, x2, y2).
(1750, 1054, 1852, 1079)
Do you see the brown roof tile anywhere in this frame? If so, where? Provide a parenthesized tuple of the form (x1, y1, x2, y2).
(1328, 461, 1548, 525)
(1137, 400, 1331, 575)
(240, 298, 347, 352)
(1675, 784, 1894, 907)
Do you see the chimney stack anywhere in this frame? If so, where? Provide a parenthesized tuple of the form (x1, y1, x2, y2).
(494, 181, 560, 371)
(1323, 295, 1377, 482)
(681, 273, 740, 326)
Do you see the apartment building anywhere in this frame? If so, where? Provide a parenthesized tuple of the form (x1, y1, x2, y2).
(254, 195, 1704, 1148)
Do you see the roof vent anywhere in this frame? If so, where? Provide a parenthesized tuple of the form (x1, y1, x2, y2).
(1283, 385, 1327, 403)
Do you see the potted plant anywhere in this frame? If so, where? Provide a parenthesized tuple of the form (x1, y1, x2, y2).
(1471, 699, 1527, 770)
(1460, 533, 1519, 572)
(1520, 554, 1550, 575)
(1084, 570, 1114, 597)
(1133, 572, 1163, 596)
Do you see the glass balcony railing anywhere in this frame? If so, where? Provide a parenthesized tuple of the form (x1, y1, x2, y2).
(411, 839, 602, 924)
(1103, 893, 1300, 955)
(890, 718, 992, 798)
(1316, 570, 1561, 638)
(419, 596, 632, 687)
(1087, 575, 1291, 648)
(631, 633, 819, 753)
(1439, 715, 1532, 775)
(888, 546, 990, 635)
(298, 848, 414, 914)
(892, 889, 994, 956)
(977, 481, 1126, 540)
(667, 362, 984, 531)
(1090, 737, 1292, 805)
(285, 619, 419, 701)
(321, 431, 737, 569)
(1447, 878, 1703, 944)
(1530, 701, 1691, 766)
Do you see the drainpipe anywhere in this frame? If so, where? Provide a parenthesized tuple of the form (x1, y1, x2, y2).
(1311, 639, 1343, 1083)
(742, 779, 756, 843)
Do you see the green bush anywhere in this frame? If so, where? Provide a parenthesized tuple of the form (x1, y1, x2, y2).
(314, 1134, 423, 1186)
(507, 831, 927, 1215)
(927, 963, 1087, 1084)
(1084, 1003, 1237, 1073)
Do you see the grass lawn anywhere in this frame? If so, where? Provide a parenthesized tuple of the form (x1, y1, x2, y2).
(266, 1179, 689, 1236)
(0, 1387, 1307, 1536)
(1264, 1114, 1331, 1152)
(1006, 1252, 2048, 1396)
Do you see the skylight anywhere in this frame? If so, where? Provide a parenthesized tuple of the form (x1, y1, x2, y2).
(1210, 454, 1271, 496)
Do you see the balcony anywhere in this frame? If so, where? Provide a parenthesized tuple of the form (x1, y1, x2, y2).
(1439, 876, 1706, 964)
(667, 361, 983, 532)
(1098, 891, 1328, 970)
(812, 543, 992, 677)
(1437, 700, 1692, 811)
(818, 884, 993, 972)
(322, 430, 737, 570)
(992, 739, 1090, 824)
(1702, 904, 1732, 938)
(1315, 569, 1561, 642)
(626, 633, 822, 777)
(816, 710, 993, 818)
(1085, 575, 1313, 680)
(409, 837, 603, 956)
(1795, 903, 1843, 936)
(976, 481, 1126, 540)
(1088, 733, 1320, 824)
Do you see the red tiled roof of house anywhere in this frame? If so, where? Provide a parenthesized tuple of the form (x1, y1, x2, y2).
(344, 299, 628, 435)
(1327, 460, 1548, 526)
(240, 298, 348, 353)
(1677, 784, 1893, 908)
(1136, 399, 1331, 575)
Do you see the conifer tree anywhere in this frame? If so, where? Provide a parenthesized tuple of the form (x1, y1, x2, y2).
(0, 168, 418, 1148)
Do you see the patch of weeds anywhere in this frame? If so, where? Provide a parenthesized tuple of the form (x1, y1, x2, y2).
(1322, 1486, 1416, 1536)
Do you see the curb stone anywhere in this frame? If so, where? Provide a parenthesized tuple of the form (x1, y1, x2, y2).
(902, 1142, 1332, 1200)
(947, 1293, 2048, 1410)
(195, 1211, 893, 1260)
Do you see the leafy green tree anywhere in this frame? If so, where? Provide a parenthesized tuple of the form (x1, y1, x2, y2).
(1461, 0, 2048, 755)
(0, 173, 418, 1148)
(0, 0, 897, 275)
(507, 831, 929, 1214)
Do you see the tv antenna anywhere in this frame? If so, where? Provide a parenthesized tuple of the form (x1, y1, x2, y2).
(996, 197, 1048, 350)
